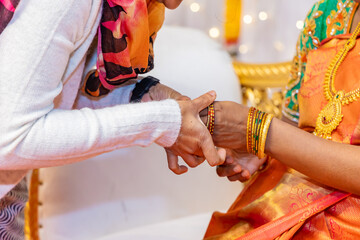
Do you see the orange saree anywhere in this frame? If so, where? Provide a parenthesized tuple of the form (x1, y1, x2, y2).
(204, 36, 360, 240)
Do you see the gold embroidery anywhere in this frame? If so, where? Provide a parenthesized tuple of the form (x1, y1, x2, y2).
(326, 0, 355, 37)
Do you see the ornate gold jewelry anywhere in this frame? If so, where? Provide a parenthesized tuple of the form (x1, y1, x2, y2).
(207, 103, 215, 135)
(314, 22, 360, 139)
(246, 107, 274, 158)
(258, 114, 274, 159)
(246, 107, 255, 153)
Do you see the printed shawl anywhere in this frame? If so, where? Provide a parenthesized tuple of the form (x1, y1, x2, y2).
(0, 0, 165, 97)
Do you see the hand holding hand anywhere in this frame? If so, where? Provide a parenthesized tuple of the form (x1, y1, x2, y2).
(216, 148, 267, 182)
(165, 91, 225, 174)
(200, 101, 249, 150)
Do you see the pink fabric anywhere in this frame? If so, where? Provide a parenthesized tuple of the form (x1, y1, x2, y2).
(0, 0, 16, 12)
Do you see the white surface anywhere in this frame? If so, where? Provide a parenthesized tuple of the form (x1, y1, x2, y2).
(98, 212, 213, 240)
(39, 26, 242, 240)
(148, 26, 242, 102)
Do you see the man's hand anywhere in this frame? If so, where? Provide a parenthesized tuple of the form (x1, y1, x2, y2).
(216, 148, 267, 182)
(165, 91, 225, 174)
(141, 83, 190, 102)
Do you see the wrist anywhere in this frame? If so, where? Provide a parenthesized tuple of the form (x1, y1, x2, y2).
(130, 76, 160, 103)
(212, 101, 248, 149)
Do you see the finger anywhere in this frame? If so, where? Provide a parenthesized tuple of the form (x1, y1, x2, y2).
(180, 153, 204, 168)
(241, 169, 251, 179)
(217, 148, 227, 163)
(216, 164, 242, 177)
(192, 91, 216, 112)
(201, 132, 224, 166)
(228, 170, 251, 182)
(225, 154, 234, 164)
(195, 155, 206, 165)
(224, 149, 234, 164)
(165, 149, 188, 175)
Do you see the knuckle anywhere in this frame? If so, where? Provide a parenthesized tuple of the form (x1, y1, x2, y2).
(216, 166, 222, 176)
(188, 162, 198, 168)
(209, 162, 216, 167)
(168, 165, 177, 171)
(228, 176, 237, 182)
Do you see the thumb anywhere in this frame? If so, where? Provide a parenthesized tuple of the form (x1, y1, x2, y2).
(192, 91, 216, 111)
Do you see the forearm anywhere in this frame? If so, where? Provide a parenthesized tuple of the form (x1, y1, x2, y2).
(266, 118, 360, 195)
(0, 100, 181, 170)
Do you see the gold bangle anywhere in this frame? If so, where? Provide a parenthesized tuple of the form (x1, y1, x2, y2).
(256, 112, 267, 156)
(255, 112, 266, 156)
(258, 114, 274, 159)
(257, 113, 267, 158)
(251, 109, 260, 155)
(207, 103, 215, 135)
(246, 107, 255, 154)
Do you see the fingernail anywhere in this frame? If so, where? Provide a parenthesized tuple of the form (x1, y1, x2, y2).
(225, 156, 233, 164)
(241, 171, 250, 178)
(233, 165, 242, 173)
(208, 91, 216, 97)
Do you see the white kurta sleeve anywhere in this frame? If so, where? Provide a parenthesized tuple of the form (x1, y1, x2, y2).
(0, 0, 181, 170)
(73, 81, 137, 109)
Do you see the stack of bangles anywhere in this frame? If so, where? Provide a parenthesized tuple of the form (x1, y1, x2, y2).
(206, 103, 215, 135)
(246, 107, 274, 159)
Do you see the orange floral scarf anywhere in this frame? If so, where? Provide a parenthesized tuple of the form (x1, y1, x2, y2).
(83, 0, 165, 97)
(0, 0, 21, 34)
(0, 0, 164, 97)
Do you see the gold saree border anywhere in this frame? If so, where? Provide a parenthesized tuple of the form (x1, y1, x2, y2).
(24, 169, 40, 240)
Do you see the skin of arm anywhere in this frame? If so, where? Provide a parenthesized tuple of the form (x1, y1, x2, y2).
(211, 101, 360, 195)
(266, 117, 360, 195)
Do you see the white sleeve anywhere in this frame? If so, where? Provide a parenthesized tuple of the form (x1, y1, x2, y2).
(73, 34, 139, 110)
(73, 81, 137, 109)
(0, 0, 181, 170)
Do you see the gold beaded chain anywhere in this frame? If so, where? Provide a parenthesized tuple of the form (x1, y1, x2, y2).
(314, 22, 360, 139)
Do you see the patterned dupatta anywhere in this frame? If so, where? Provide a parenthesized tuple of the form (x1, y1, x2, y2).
(84, 0, 165, 97)
(0, 0, 165, 97)
(0, 0, 21, 34)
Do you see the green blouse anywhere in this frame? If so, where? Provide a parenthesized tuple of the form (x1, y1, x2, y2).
(282, 0, 358, 122)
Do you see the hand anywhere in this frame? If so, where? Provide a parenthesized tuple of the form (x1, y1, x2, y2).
(165, 91, 225, 174)
(216, 148, 267, 182)
(200, 101, 249, 150)
(141, 83, 190, 102)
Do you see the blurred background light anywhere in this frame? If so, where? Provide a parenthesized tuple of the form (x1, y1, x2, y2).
(243, 15, 253, 24)
(190, 2, 201, 13)
(258, 11, 268, 21)
(209, 27, 220, 38)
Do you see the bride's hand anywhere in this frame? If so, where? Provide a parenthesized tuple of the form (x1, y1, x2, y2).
(216, 148, 267, 182)
(200, 101, 249, 150)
